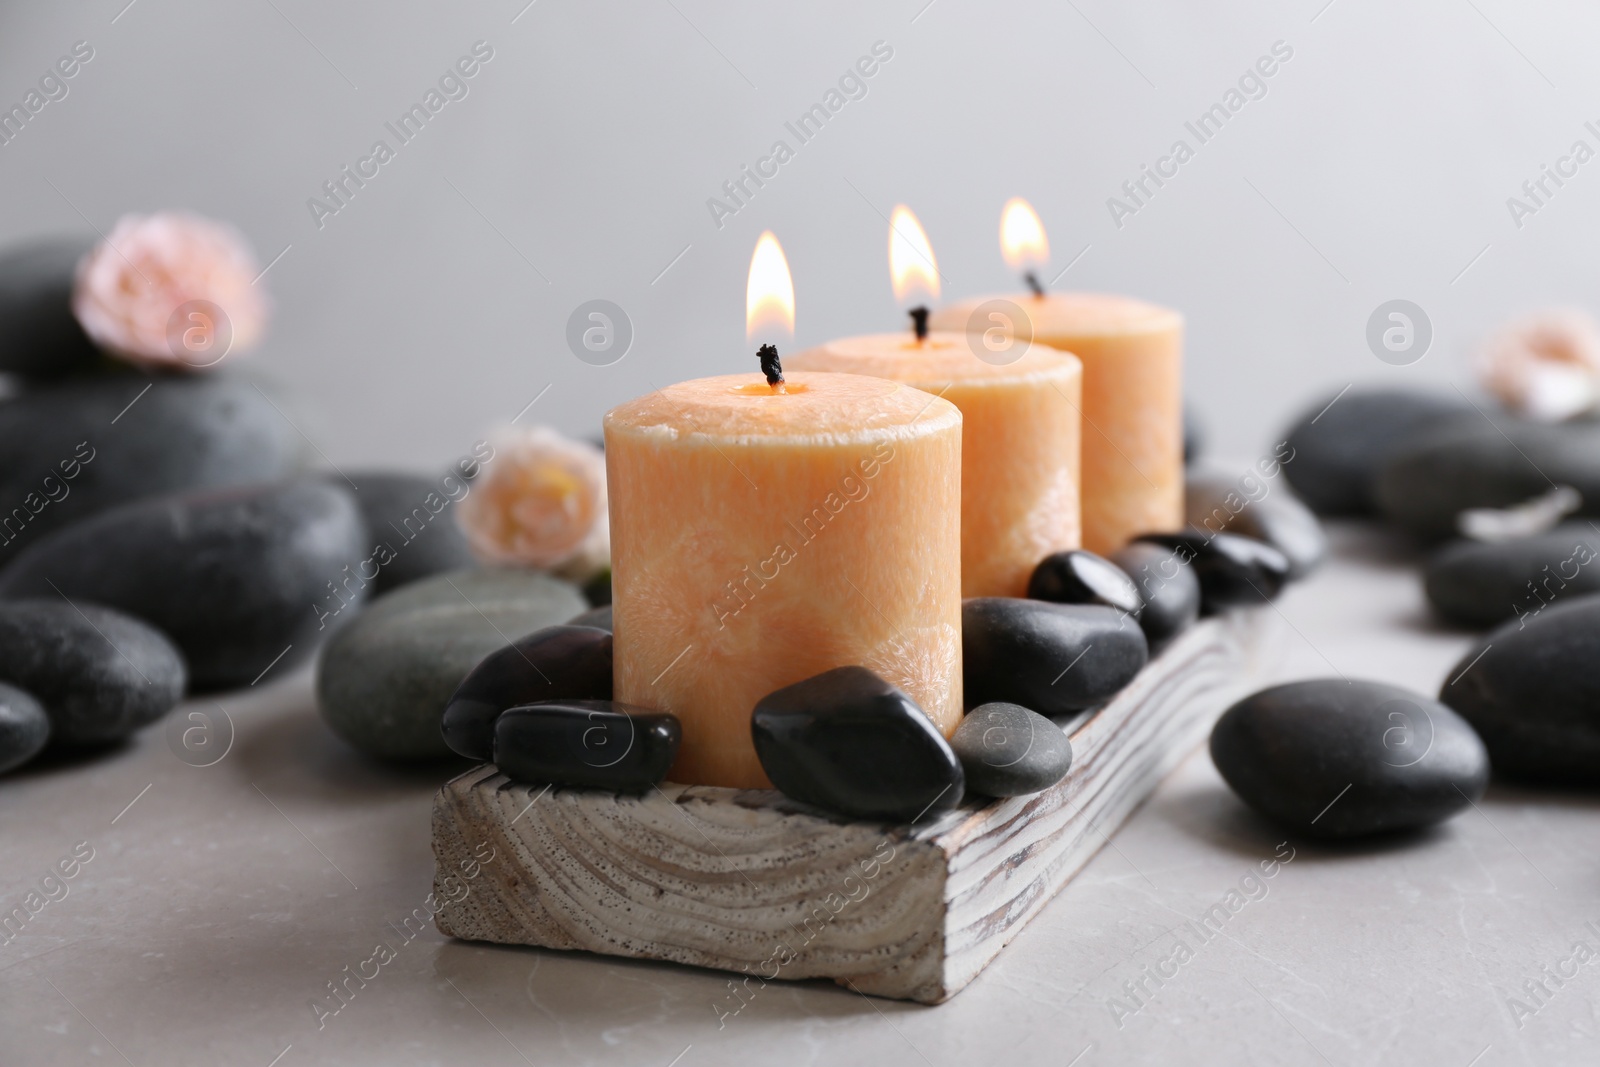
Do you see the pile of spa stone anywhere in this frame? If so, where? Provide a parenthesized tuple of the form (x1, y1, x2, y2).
(0, 242, 495, 774)
(1198, 387, 1600, 840)
(435, 509, 1320, 822)
(1292, 388, 1600, 787)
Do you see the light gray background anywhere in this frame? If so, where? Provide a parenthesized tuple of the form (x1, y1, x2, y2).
(3, 0, 1591, 466)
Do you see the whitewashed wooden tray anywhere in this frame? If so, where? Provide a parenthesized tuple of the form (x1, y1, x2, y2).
(431, 608, 1278, 1003)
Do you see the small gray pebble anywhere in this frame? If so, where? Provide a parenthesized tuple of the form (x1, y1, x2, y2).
(317, 568, 586, 761)
(952, 702, 1073, 797)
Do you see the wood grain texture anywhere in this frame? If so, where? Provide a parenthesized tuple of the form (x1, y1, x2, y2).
(432, 608, 1278, 1003)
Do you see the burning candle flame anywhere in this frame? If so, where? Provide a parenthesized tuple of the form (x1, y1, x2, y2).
(746, 231, 795, 344)
(1000, 197, 1049, 272)
(888, 205, 940, 307)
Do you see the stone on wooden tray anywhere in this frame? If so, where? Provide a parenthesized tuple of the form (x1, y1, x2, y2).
(441, 624, 614, 761)
(318, 568, 587, 761)
(1133, 530, 1290, 613)
(493, 699, 679, 791)
(0, 682, 51, 774)
(1110, 541, 1200, 653)
(0, 599, 186, 745)
(430, 611, 1277, 1004)
(952, 702, 1072, 797)
(1423, 524, 1600, 628)
(0, 478, 363, 689)
(1210, 679, 1488, 838)
(751, 665, 964, 822)
(1279, 388, 1476, 516)
(962, 598, 1147, 714)
(1026, 549, 1142, 616)
(0, 372, 302, 560)
(1439, 593, 1600, 783)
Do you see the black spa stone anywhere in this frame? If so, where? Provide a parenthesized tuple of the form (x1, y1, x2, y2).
(1027, 550, 1142, 617)
(952, 702, 1073, 797)
(1133, 530, 1290, 613)
(441, 625, 613, 761)
(0, 599, 186, 745)
(751, 666, 963, 822)
(1375, 418, 1600, 541)
(493, 700, 680, 792)
(1440, 594, 1600, 783)
(1211, 679, 1488, 838)
(0, 238, 100, 378)
(0, 479, 364, 689)
(962, 598, 1147, 715)
(1279, 388, 1476, 516)
(0, 372, 302, 560)
(1423, 525, 1600, 629)
(1110, 541, 1200, 653)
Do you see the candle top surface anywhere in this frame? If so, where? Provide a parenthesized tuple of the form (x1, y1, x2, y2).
(604, 371, 960, 446)
(932, 291, 1181, 339)
(791, 331, 1080, 386)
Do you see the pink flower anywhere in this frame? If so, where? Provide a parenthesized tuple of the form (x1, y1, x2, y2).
(457, 427, 610, 575)
(1478, 309, 1600, 422)
(71, 212, 268, 369)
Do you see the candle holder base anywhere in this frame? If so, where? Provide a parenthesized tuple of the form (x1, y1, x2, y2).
(431, 608, 1280, 1004)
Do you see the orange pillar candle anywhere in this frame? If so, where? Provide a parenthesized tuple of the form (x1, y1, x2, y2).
(789, 332, 1081, 597)
(604, 371, 963, 789)
(931, 200, 1183, 555)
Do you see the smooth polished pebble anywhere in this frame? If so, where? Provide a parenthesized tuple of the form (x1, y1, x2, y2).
(1375, 418, 1600, 541)
(0, 599, 185, 745)
(0, 478, 365, 689)
(0, 238, 100, 378)
(962, 598, 1147, 714)
(316, 569, 586, 761)
(1132, 530, 1290, 614)
(1279, 388, 1476, 516)
(951, 702, 1072, 797)
(1211, 678, 1489, 838)
(1424, 525, 1600, 628)
(751, 666, 963, 822)
(1110, 541, 1200, 653)
(441, 624, 614, 762)
(1027, 549, 1142, 617)
(0, 372, 301, 560)
(493, 699, 679, 792)
(1440, 593, 1600, 783)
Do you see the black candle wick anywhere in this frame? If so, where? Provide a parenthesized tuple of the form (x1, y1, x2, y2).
(757, 343, 784, 386)
(1023, 271, 1045, 297)
(908, 306, 929, 341)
